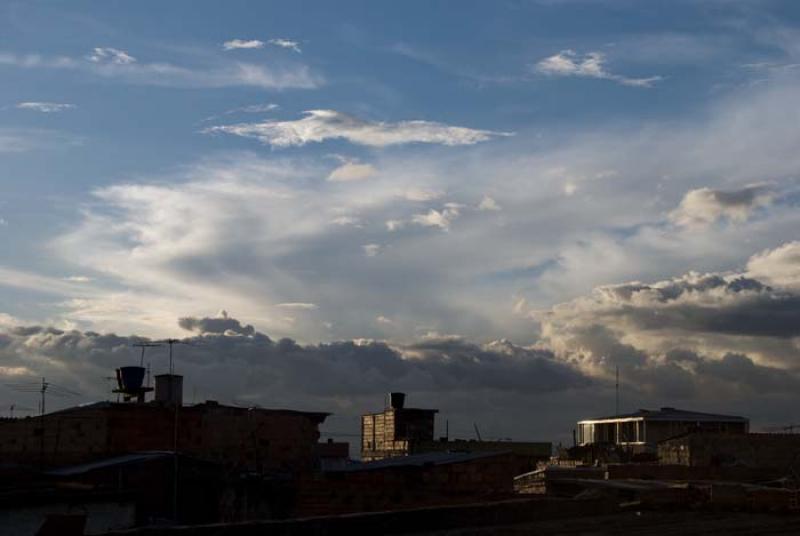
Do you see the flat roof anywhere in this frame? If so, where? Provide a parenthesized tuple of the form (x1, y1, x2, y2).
(578, 407, 747, 425)
(37, 400, 330, 423)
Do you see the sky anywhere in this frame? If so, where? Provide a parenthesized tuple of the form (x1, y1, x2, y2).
(2, 0, 800, 445)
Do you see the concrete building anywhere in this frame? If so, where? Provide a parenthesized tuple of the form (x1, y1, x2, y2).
(577, 407, 748, 451)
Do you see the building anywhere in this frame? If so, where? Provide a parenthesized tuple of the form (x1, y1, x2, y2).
(361, 393, 551, 474)
(361, 392, 438, 461)
(0, 373, 329, 473)
(577, 407, 749, 451)
(659, 432, 800, 469)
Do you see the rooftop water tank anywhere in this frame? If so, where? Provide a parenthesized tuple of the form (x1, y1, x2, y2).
(389, 392, 406, 409)
(116, 366, 145, 392)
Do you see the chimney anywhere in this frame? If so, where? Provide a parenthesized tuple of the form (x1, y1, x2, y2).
(155, 374, 183, 406)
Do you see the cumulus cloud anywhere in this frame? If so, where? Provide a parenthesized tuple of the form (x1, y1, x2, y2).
(0, 48, 319, 90)
(205, 109, 513, 148)
(268, 38, 302, 53)
(747, 241, 800, 289)
(535, 50, 662, 87)
(223, 39, 265, 51)
(478, 196, 500, 211)
(178, 310, 255, 335)
(670, 185, 775, 227)
(412, 203, 462, 230)
(537, 242, 800, 381)
(16, 102, 75, 113)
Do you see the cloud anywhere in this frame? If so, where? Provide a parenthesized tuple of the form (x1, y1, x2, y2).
(223, 39, 265, 51)
(16, 102, 75, 113)
(276, 303, 318, 310)
(747, 241, 800, 290)
(0, 48, 320, 90)
(537, 242, 800, 378)
(268, 39, 302, 53)
(362, 244, 381, 257)
(87, 47, 136, 65)
(669, 185, 775, 227)
(327, 159, 377, 182)
(205, 109, 513, 148)
(535, 50, 662, 87)
(0, 314, 593, 440)
(477, 196, 500, 211)
(178, 310, 255, 335)
(412, 203, 462, 230)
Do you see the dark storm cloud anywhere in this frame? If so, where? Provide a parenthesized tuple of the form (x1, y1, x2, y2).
(178, 310, 255, 335)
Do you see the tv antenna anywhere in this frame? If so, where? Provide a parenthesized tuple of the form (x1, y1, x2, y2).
(133, 342, 162, 366)
(153, 339, 192, 374)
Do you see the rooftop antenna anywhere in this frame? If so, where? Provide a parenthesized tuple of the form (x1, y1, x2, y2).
(615, 365, 620, 416)
(153, 339, 191, 375)
(133, 342, 162, 367)
(473, 422, 483, 442)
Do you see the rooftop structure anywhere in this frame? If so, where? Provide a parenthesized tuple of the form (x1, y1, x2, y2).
(577, 407, 749, 451)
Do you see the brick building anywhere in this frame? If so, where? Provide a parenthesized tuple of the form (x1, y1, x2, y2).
(361, 393, 437, 461)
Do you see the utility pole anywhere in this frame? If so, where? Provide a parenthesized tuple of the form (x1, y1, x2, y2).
(615, 366, 620, 416)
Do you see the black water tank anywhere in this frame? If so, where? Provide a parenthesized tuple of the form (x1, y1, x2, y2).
(389, 392, 406, 409)
(117, 366, 145, 391)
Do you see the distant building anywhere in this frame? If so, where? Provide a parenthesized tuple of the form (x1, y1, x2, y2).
(659, 432, 800, 469)
(577, 407, 749, 451)
(361, 392, 438, 461)
(361, 393, 550, 474)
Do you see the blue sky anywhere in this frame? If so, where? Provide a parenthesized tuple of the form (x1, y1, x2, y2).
(3, 1, 800, 435)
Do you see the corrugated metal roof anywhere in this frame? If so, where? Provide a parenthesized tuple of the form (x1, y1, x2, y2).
(578, 407, 748, 424)
(329, 450, 509, 473)
(47, 451, 175, 476)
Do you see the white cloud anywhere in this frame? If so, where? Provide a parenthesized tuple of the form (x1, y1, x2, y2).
(205, 109, 513, 148)
(63, 275, 92, 283)
(362, 244, 381, 257)
(16, 102, 75, 113)
(385, 219, 405, 232)
(0, 48, 320, 90)
(327, 159, 377, 182)
(268, 38, 302, 53)
(478, 196, 500, 211)
(535, 49, 662, 87)
(223, 39, 265, 51)
(747, 241, 800, 290)
(412, 203, 462, 231)
(87, 47, 136, 65)
(669, 185, 775, 227)
(376, 315, 393, 325)
(276, 302, 319, 310)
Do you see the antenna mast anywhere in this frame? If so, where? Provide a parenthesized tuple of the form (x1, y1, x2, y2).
(615, 366, 620, 416)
